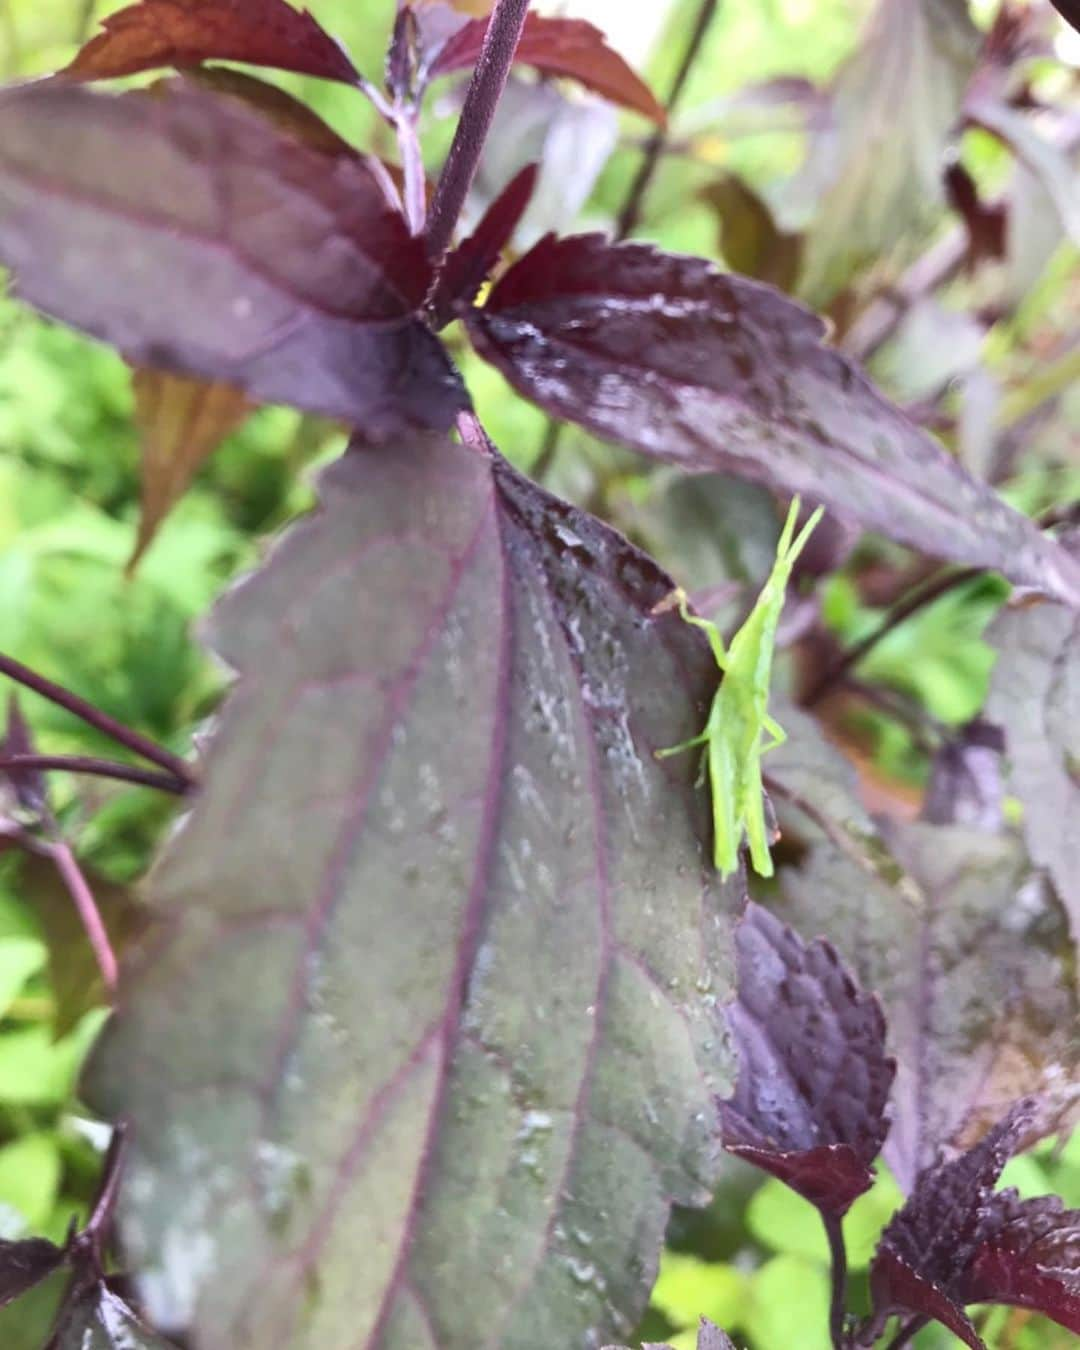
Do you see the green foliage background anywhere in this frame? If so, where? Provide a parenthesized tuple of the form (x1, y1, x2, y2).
(0, 2, 1077, 1347)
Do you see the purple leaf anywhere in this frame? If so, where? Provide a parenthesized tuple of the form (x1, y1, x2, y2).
(868, 1100, 1065, 1346)
(0, 694, 48, 820)
(61, 0, 361, 87)
(429, 163, 539, 327)
(465, 233, 1080, 607)
(960, 1191, 1080, 1332)
(720, 903, 894, 1216)
(781, 823, 1077, 1192)
(0, 1237, 64, 1310)
(86, 437, 741, 1347)
(0, 81, 465, 436)
(922, 719, 1005, 831)
(987, 594, 1080, 950)
(50, 1282, 176, 1349)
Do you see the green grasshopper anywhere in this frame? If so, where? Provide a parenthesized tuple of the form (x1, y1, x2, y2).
(654, 497, 824, 879)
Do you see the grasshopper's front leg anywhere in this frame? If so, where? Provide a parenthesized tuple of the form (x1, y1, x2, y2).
(651, 588, 729, 671)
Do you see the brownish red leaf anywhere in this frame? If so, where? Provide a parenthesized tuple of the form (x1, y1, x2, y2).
(431, 14, 666, 125)
(129, 369, 253, 570)
(62, 0, 360, 86)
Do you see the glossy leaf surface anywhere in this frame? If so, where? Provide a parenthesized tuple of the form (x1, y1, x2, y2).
(987, 596, 1080, 948)
(63, 0, 360, 86)
(467, 233, 1080, 606)
(0, 1237, 63, 1310)
(868, 1101, 1048, 1348)
(960, 1191, 1080, 1332)
(720, 903, 894, 1216)
(51, 1282, 177, 1349)
(431, 14, 666, 124)
(0, 82, 465, 436)
(88, 437, 740, 1349)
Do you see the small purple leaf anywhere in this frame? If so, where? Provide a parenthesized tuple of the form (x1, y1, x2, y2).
(429, 163, 539, 327)
(868, 1100, 1075, 1345)
(50, 1281, 177, 1349)
(605, 1317, 736, 1350)
(0, 694, 49, 820)
(960, 1191, 1080, 1332)
(0, 1237, 64, 1310)
(87, 436, 741, 1347)
(0, 81, 466, 436)
(721, 903, 894, 1216)
(922, 719, 1005, 831)
(465, 233, 1080, 606)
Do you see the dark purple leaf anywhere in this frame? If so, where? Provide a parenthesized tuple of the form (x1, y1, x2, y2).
(465, 233, 1080, 606)
(987, 594, 1080, 950)
(50, 1282, 176, 1349)
(0, 1237, 64, 1310)
(780, 823, 1077, 1192)
(786, 0, 979, 304)
(0, 81, 465, 436)
(868, 1100, 1049, 1347)
(922, 719, 1006, 831)
(720, 903, 894, 1216)
(62, 0, 360, 86)
(386, 6, 419, 103)
(429, 163, 538, 327)
(87, 436, 741, 1346)
(431, 14, 666, 125)
(1050, 0, 1080, 33)
(0, 695, 49, 820)
(960, 1191, 1080, 1332)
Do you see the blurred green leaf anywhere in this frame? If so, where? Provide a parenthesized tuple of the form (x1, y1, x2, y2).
(0, 1133, 61, 1233)
(0, 936, 46, 1018)
(745, 1255, 831, 1350)
(652, 1252, 748, 1336)
(0, 1010, 106, 1106)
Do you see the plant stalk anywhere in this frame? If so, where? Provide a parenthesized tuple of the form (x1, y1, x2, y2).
(616, 0, 721, 240)
(425, 0, 531, 260)
(50, 839, 117, 994)
(0, 650, 195, 786)
(0, 753, 189, 795)
(823, 1213, 849, 1348)
(802, 566, 982, 708)
(881, 1316, 929, 1350)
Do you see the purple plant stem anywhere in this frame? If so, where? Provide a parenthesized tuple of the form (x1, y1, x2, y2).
(0, 753, 189, 795)
(823, 1212, 849, 1349)
(880, 1316, 929, 1350)
(424, 0, 531, 260)
(615, 0, 721, 240)
(50, 839, 118, 994)
(395, 104, 427, 234)
(0, 649, 195, 786)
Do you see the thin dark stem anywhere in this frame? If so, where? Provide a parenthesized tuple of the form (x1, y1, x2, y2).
(881, 1315, 928, 1350)
(615, 0, 720, 240)
(531, 418, 563, 484)
(0, 753, 189, 795)
(802, 567, 982, 709)
(50, 840, 117, 993)
(425, 0, 531, 260)
(0, 650, 195, 786)
(823, 1213, 849, 1348)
